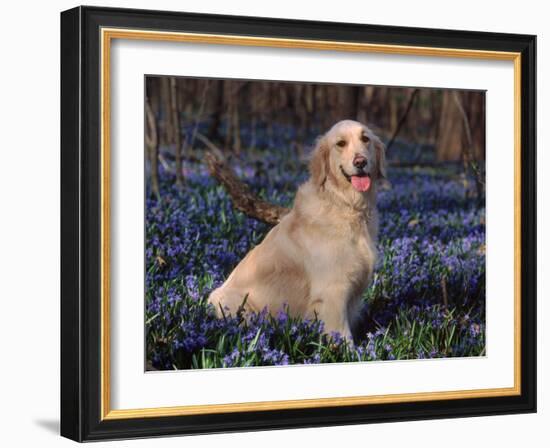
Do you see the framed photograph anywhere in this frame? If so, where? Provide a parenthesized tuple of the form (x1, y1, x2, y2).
(60, 5, 536, 442)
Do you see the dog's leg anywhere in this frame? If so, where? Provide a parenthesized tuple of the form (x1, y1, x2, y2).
(208, 287, 252, 318)
(322, 313, 353, 342)
(308, 286, 354, 343)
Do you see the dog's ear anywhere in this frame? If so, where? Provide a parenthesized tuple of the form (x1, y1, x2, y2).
(372, 134, 387, 180)
(309, 135, 330, 188)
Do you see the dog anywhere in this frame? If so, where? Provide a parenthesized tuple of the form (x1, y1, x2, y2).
(208, 120, 386, 341)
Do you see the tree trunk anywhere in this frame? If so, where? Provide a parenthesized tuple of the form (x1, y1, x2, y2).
(207, 81, 224, 142)
(159, 77, 172, 147)
(224, 83, 233, 151)
(336, 86, 360, 121)
(145, 97, 160, 199)
(225, 81, 248, 154)
(169, 77, 183, 186)
(386, 88, 420, 153)
(464, 91, 485, 160)
(356, 86, 371, 124)
(389, 90, 399, 134)
(452, 91, 485, 205)
(231, 86, 242, 155)
(436, 91, 464, 162)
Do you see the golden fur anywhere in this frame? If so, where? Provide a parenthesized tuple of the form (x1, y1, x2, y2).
(208, 120, 386, 340)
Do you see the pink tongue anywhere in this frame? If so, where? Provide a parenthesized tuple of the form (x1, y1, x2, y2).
(351, 175, 371, 192)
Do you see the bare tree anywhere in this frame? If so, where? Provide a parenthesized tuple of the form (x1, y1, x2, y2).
(159, 77, 172, 147)
(207, 81, 224, 141)
(436, 90, 464, 162)
(169, 77, 183, 186)
(145, 97, 160, 199)
(436, 90, 486, 164)
(184, 80, 210, 153)
(145, 77, 486, 200)
(386, 88, 420, 153)
(452, 91, 485, 203)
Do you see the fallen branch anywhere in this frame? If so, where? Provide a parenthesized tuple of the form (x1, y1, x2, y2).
(201, 134, 290, 225)
(195, 132, 225, 159)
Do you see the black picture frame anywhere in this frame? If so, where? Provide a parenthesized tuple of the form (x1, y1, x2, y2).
(61, 5, 536, 442)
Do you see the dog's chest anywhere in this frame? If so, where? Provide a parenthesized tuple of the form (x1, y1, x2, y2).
(306, 218, 376, 284)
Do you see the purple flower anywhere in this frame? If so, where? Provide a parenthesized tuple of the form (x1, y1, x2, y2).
(145, 131, 486, 369)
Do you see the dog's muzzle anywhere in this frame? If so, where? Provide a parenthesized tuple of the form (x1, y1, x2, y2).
(339, 165, 372, 192)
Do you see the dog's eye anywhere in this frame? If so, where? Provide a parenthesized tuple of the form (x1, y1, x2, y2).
(361, 134, 370, 143)
(337, 140, 347, 147)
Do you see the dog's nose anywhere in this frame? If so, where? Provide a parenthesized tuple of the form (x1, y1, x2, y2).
(353, 155, 367, 169)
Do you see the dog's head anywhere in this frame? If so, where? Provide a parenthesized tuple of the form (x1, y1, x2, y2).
(309, 120, 387, 196)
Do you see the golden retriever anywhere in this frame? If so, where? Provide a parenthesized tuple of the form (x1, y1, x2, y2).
(208, 120, 386, 341)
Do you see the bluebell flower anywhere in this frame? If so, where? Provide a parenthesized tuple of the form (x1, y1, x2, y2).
(145, 132, 486, 369)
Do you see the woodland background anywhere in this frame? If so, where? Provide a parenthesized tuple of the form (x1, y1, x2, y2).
(144, 77, 485, 195)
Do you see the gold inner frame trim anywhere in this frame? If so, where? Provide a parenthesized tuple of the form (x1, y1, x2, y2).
(100, 27, 522, 421)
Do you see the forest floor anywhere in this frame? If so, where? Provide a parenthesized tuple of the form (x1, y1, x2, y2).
(145, 128, 486, 369)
